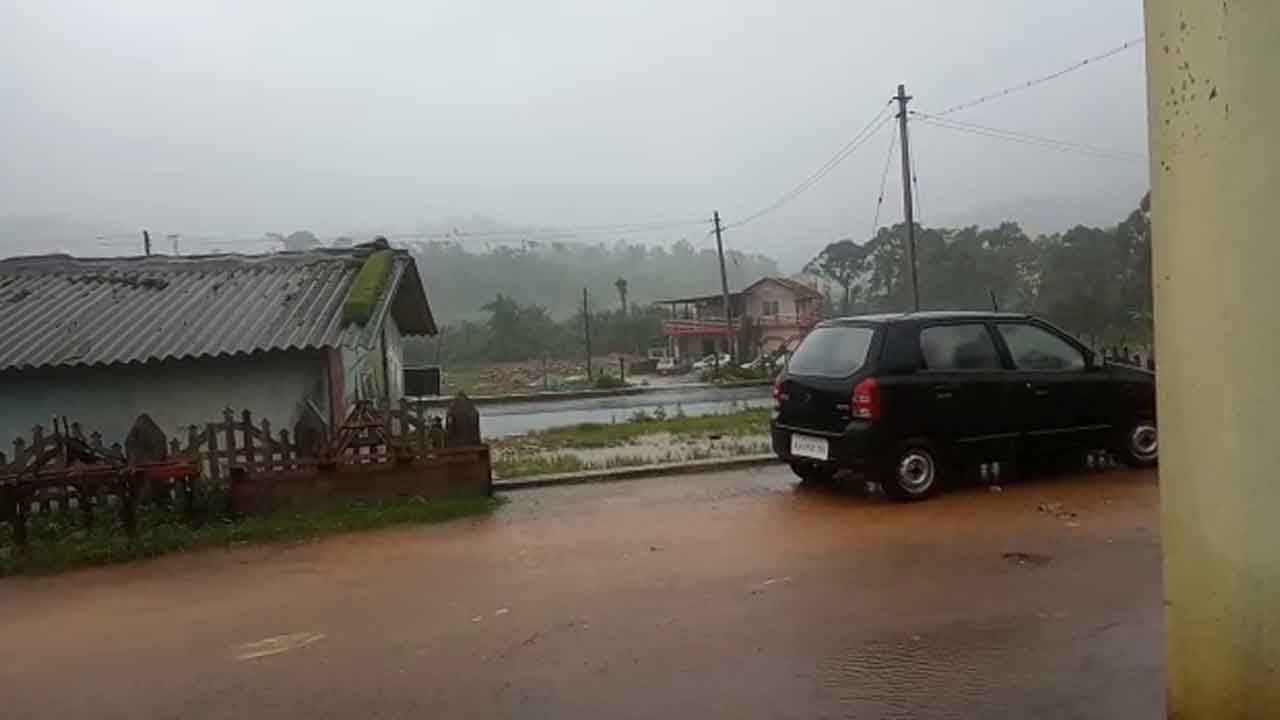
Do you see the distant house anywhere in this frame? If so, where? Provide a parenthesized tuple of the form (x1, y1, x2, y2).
(658, 276, 824, 361)
(0, 240, 436, 448)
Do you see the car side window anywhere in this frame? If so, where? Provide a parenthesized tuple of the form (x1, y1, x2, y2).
(997, 323, 1086, 371)
(918, 324, 1003, 371)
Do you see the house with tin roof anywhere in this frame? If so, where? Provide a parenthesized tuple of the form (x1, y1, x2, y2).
(0, 239, 436, 448)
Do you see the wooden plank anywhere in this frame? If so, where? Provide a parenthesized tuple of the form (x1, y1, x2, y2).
(206, 424, 221, 482)
(11, 436, 26, 475)
(241, 410, 257, 475)
(279, 429, 293, 469)
(414, 400, 427, 456)
(261, 418, 274, 472)
(222, 408, 236, 473)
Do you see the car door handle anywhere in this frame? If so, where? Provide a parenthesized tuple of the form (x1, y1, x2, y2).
(933, 384, 955, 400)
(1025, 382, 1051, 397)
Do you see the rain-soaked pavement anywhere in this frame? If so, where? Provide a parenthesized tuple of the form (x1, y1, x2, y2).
(0, 466, 1163, 719)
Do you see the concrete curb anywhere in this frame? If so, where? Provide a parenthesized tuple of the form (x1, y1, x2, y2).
(494, 454, 782, 491)
(413, 379, 772, 407)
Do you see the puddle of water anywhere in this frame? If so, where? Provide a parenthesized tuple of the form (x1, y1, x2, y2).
(233, 632, 326, 661)
(1002, 552, 1053, 568)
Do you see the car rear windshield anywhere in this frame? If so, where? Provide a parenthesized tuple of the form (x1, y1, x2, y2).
(787, 325, 876, 377)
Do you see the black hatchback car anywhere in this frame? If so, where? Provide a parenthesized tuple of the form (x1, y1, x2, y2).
(771, 312, 1157, 500)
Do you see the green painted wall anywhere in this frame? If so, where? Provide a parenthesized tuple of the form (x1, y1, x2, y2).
(1145, 1, 1280, 716)
(0, 351, 329, 450)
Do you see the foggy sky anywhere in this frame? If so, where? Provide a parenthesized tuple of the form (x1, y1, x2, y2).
(1, 0, 1148, 268)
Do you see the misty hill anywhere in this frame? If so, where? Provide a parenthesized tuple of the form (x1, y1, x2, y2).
(934, 190, 1147, 240)
(410, 239, 779, 322)
(0, 214, 135, 258)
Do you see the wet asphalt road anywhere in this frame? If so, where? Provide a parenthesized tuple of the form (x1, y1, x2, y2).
(0, 466, 1163, 719)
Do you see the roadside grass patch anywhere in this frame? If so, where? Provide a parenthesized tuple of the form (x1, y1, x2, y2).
(501, 406, 770, 451)
(490, 406, 773, 480)
(493, 453, 585, 479)
(0, 495, 499, 578)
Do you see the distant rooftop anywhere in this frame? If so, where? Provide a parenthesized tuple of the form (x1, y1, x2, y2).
(0, 242, 435, 373)
(657, 276, 824, 305)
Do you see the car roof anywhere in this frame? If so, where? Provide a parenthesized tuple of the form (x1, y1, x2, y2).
(821, 310, 1033, 327)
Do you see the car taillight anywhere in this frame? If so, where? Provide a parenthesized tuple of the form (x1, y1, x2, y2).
(851, 377, 880, 421)
(772, 377, 788, 409)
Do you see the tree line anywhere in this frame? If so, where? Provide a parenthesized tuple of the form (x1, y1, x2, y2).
(408, 238, 778, 321)
(805, 195, 1153, 350)
(404, 195, 1154, 367)
(403, 294, 668, 367)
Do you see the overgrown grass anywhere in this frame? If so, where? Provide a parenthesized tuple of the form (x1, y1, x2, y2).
(492, 453, 585, 478)
(492, 452, 673, 480)
(593, 373, 627, 389)
(499, 406, 770, 451)
(0, 495, 499, 577)
(342, 249, 395, 326)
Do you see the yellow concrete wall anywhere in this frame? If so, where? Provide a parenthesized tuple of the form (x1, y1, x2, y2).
(1144, 1, 1280, 716)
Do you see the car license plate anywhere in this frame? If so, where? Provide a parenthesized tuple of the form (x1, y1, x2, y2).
(790, 434, 829, 461)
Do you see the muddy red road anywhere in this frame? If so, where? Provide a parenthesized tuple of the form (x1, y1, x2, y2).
(0, 467, 1163, 719)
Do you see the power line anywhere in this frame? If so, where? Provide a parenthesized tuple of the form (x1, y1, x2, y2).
(934, 37, 1145, 117)
(911, 112, 1146, 162)
(723, 101, 895, 231)
(915, 114, 1145, 161)
(870, 121, 899, 239)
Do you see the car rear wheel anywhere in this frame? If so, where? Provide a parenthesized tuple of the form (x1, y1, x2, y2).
(882, 442, 942, 501)
(1117, 420, 1158, 467)
(790, 463, 837, 485)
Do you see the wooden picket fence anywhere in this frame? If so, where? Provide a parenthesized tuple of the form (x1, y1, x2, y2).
(171, 400, 449, 482)
(1, 396, 477, 554)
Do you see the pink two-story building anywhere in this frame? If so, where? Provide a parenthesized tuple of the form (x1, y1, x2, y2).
(659, 277, 824, 362)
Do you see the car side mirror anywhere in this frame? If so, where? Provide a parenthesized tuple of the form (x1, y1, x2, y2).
(1084, 351, 1101, 370)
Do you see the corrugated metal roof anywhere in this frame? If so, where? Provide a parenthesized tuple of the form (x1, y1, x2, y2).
(0, 249, 392, 372)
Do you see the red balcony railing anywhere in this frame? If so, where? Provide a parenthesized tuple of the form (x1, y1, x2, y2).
(662, 313, 821, 337)
(662, 318, 732, 337)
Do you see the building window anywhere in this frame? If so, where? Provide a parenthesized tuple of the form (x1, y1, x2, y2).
(763, 300, 780, 316)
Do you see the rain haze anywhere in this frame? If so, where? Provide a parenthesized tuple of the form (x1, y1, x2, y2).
(1, 0, 1148, 268)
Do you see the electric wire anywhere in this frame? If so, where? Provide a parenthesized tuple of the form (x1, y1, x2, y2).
(722, 101, 895, 231)
(933, 37, 1145, 116)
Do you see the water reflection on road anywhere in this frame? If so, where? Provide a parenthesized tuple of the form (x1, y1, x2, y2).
(481, 384, 772, 437)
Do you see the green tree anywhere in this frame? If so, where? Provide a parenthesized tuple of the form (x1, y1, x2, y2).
(804, 239, 870, 314)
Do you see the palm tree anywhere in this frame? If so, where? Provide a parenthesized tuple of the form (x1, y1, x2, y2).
(615, 277, 629, 317)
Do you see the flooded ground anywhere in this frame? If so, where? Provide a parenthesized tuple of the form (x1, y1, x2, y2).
(0, 466, 1162, 719)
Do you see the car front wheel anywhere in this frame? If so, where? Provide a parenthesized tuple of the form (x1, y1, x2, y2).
(882, 442, 942, 501)
(1117, 420, 1158, 467)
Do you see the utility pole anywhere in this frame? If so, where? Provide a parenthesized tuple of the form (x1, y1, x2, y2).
(583, 287, 592, 380)
(713, 211, 735, 362)
(894, 84, 920, 312)
(142, 229, 151, 257)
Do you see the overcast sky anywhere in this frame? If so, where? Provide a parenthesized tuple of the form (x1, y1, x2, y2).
(2, 0, 1148, 268)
